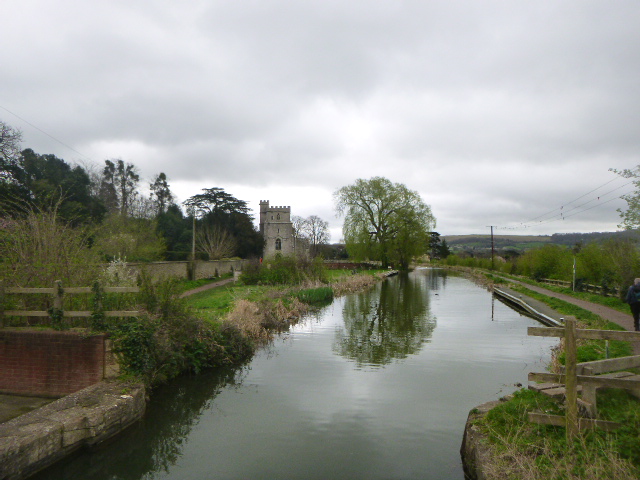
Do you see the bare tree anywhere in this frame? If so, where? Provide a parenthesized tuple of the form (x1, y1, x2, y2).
(293, 214, 330, 257)
(304, 215, 330, 256)
(0, 121, 23, 182)
(197, 225, 237, 260)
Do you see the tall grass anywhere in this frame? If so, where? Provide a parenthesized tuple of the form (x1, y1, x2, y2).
(477, 389, 640, 479)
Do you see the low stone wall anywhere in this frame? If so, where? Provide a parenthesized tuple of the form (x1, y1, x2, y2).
(128, 259, 245, 281)
(460, 400, 501, 480)
(0, 381, 146, 480)
(0, 330, 106, 397)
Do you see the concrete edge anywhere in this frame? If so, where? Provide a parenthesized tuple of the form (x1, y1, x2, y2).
(460, 400, 502, 480)
(0, 381, 146, 480)
(493, 288, 564, 327)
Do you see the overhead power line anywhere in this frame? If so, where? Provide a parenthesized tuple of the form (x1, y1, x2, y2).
(498, 174, 635, 231)
(0, 104, 94, 163)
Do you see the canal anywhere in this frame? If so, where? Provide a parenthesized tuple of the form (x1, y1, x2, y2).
(33, 268, 558, 480)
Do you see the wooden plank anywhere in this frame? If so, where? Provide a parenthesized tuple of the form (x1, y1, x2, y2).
(5, 288, 56, 294)
(63, 311, 92, 317)
(529, 412, 565, 426)
(574, 355, 640, 375)
(104, 311, 140, 317)
(530, 372, 640, 390)
(575, 329, 640, 342)
(539, 385, 583, 399)
(4, 310, 139, 318)
(528, 413, 620, 431)
(528, 326, 564, 338)
(530, 327, 640, 342)
(6, 286, 139, 294)
(63, 287, 93, 294)
(528, 382, 563, 393)
(600, 372, 635, 379)
(103, 287, 140, 293)
(3, 310, 50, 317)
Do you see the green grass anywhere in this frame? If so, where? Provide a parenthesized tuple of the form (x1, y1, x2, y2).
(177, 273, 234, 293)
(293, 287, 334, 305)
(185, 283, 280, 321)
(477, 388, 640, 478)
(489, 271, 629, 315)
(509, 284, 633, 361)
(325, 268, 388, 282)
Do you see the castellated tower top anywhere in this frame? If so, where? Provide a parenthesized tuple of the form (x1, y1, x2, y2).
(259, 199, 295, 257)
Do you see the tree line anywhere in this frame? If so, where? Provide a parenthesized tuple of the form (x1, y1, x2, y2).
(0, 120, 346, 264)
(0, 120, 267, 261)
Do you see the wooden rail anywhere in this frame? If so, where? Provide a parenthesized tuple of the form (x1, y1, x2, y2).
(539, 278, 619, 296)
(0, 281, 139, 327)
(528, 320, 640, 440)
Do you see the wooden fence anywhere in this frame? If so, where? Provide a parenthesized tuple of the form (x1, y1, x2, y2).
(539, 278, 620, 297)
(528, 319, 640, 439)
(0, 280, 139, 327)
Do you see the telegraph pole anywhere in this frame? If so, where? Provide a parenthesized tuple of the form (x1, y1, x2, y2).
(487, 226, 496, 270)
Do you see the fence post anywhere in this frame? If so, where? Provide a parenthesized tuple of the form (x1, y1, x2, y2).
(581, 366, 597, 417)
(0, 283, 4, 328)
(53, 280, 63, 311)
(565, 317, 578, 441)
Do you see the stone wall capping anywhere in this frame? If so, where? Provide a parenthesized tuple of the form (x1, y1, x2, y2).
(0, 381, 146, 480)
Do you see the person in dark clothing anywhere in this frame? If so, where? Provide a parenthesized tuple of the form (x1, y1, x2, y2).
(625, 278, 640, 331)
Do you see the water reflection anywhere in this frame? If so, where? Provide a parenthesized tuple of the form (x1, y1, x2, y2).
(31, 366, 247, 480)
(29, 270, 557, 480)
(334, 272, 437, 367)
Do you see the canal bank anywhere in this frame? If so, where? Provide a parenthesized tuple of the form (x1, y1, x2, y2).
(23, 269, 558, 480)
(460, 278, 640, 479)
(0, 272, 386, 480)
(460, 284, 561, 480)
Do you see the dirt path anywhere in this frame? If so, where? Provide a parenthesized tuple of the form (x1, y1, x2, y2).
(500, 278, 640, 355)
(179, 277, 236, 298)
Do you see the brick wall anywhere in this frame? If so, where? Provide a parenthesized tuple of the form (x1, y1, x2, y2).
(0, 330, 105, 397)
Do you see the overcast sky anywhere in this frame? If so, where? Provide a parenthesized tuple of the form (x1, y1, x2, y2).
(2, 0, 639, 241)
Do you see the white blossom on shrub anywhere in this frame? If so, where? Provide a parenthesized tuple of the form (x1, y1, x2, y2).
(101, 256, 137, 286)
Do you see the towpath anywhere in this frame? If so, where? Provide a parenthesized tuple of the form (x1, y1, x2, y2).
(497, 277, 640, 355)
(179, 277, 236, 298)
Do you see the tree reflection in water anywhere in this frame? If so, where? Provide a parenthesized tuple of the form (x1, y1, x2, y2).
(30, 365, 249, 480)
(334, 271, 438, 367)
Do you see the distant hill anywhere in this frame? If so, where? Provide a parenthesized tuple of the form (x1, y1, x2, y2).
(443, 231, 640, 254)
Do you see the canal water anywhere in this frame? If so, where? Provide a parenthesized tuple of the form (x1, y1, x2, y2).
(33, 268, 558, 480)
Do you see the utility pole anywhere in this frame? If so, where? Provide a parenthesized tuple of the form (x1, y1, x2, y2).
(487, 226, 496, 270)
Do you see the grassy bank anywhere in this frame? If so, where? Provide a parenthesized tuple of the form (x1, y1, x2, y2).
(184, 268, 385, 344)
(475, 388, 640, 479)
(456, 267, 640, 478)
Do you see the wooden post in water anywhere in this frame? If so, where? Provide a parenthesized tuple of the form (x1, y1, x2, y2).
(564, 317, 579, 441)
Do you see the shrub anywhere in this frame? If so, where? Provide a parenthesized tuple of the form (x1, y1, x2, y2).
(0, 206, 101, 288)
(293, 287, 334, 305)
(240, 256, 327, 286)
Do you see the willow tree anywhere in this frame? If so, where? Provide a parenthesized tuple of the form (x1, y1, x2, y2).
(334, 177, 436, 269)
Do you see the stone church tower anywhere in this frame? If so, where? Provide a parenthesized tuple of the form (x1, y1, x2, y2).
(259, 200, 295, 257)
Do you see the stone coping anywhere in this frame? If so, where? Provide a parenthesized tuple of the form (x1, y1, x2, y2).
(0, 381, 146, 480)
